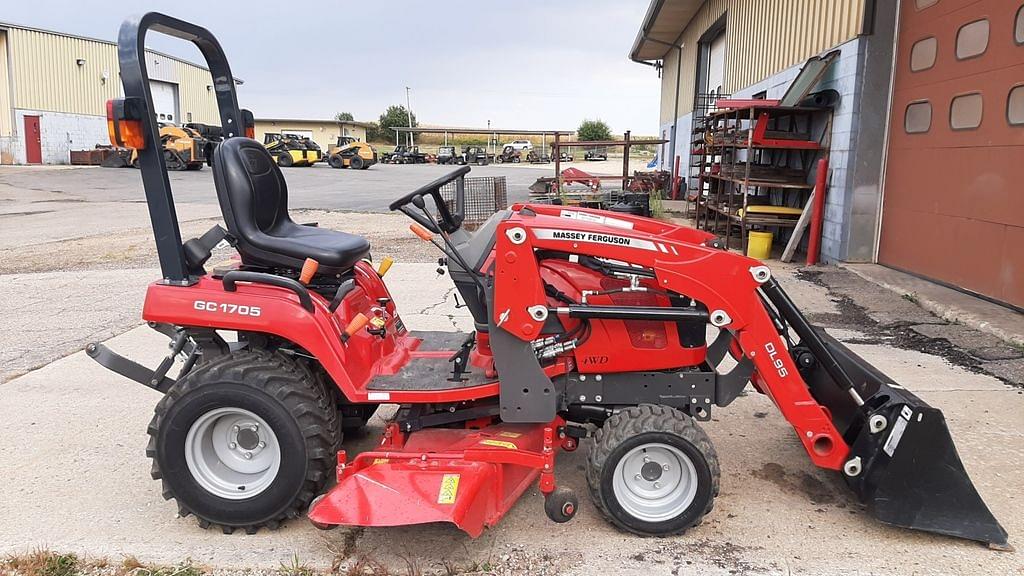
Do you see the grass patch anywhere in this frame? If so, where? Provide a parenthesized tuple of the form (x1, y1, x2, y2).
(119, 556, 204, 576)
(901, 292, 919, 304)
(2, 549, 82, 576)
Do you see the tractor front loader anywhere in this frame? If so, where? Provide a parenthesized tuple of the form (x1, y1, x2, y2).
(89, 12, 1008, 549)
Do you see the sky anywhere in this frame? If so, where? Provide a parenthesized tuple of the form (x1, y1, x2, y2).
(5, 1, 663, 134)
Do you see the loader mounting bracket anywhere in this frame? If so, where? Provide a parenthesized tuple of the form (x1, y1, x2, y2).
(561, 370, 717, 421)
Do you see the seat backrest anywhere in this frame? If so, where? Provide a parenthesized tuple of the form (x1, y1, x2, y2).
(212, 137, 293, 243)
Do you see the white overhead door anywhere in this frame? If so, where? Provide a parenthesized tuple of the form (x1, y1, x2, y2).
(150, 80, 179, 123)
(283, 130, 314, 140)
(707, 32, 726, 96)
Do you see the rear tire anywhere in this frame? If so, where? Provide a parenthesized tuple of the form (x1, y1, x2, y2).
(147, 350, 339, 534)
(349, 156, 364, 170)
(277, 152, 293, 167)
(586, 404, 718, 536)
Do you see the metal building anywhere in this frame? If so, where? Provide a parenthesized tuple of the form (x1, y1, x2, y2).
(631, 1, 1024, 309)
(0, 21, 232, 165)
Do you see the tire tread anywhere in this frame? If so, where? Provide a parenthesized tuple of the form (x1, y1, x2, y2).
(147, 350, 339, 534)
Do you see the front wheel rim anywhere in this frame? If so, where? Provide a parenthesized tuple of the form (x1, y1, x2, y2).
(185, 407, 281, 500)
(611, 442, 698, 522)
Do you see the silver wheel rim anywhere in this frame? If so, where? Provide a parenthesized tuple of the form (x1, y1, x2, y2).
(612, 442, 698, 522)
(185, 407, 281, 500)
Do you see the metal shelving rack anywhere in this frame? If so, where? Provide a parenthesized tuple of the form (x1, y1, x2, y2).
(685, 93, 728, 217)
(695, 104, 832, 252)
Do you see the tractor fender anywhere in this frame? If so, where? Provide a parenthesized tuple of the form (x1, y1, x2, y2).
(139, 262, 415, 402)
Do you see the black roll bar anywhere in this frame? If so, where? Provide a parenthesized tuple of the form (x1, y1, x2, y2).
(117, 13, 243, 284)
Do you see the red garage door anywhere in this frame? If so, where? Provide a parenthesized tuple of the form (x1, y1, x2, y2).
(879, 0, 1024, 307)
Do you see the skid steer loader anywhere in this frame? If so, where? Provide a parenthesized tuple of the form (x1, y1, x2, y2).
(327, 136, 377, 170)
(264, 133, 321, 167)
(89, 12, 1008, 549)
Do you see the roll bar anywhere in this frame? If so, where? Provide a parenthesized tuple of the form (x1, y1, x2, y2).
(117, 13, 243, 284)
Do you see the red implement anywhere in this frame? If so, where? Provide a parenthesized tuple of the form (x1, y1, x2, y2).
(309, 421, 561, 537)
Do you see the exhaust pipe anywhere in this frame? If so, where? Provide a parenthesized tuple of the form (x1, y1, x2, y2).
(761, 279, 1009, 548)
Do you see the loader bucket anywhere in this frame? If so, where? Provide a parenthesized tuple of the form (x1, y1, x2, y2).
(802, 330, 1009, 548)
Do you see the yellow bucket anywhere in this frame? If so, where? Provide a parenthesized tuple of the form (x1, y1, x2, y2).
(746, 231, 773, 260)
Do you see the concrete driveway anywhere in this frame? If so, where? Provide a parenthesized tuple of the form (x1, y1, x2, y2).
(0, 264, 1020, 576)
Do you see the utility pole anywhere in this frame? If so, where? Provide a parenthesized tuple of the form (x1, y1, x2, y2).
(405, 86, 414, 147)
(487, 119, 492, 155)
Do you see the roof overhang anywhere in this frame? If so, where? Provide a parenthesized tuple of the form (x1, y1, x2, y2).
(256, 118, 371, 128)
(630, 0, 704, 62)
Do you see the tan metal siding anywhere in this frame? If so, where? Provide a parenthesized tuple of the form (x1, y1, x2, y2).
(8, 28, 121, 115)
(663, 0, 865, 118)
(659, 48, 681, 125)
(174, 60, 221, 125)
(0, 31, 12, 137)
(7, 27, 221, 120)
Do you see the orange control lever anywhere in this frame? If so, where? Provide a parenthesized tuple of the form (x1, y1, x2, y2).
(299, 258, 319, 284)
(341, 313, 369, 343)
(409, 224, 433, 241)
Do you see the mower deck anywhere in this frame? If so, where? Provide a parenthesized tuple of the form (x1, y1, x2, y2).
(308, 421, 559, 537)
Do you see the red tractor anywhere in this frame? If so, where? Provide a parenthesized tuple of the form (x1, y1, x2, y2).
(90, 12, 1007, 548)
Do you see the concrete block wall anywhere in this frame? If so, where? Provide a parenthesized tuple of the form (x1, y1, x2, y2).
(10, 109, 108, 164)
(659, 36, 867, 263)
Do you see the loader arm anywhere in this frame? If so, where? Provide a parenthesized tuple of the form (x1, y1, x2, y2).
(491, 211, 850, 470)
(489, 206, 1007, 547)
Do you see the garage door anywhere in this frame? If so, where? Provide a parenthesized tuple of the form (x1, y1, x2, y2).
(879, 0, 1024, 308)
(150, 80, 178, 123)
(283, 130, 314, 140)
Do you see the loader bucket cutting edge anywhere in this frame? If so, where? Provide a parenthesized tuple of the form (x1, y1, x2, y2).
(805, 330, 1009, 548)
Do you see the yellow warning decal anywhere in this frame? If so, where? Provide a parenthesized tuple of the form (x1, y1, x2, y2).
(480, 439, 517, 449)
(438, 473, 460, 504)
(498, 431, 522, 438)
(372, 458, 389, 465)
(370, 316, 386, 329)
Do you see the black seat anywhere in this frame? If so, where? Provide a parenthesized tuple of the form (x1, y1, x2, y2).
(212, 138, 370, 273)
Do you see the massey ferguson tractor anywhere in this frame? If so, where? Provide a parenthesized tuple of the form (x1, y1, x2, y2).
(89, 13, 1008, 548)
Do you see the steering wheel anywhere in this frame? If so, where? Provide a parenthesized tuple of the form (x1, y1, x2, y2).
(389, 165, 470, 233)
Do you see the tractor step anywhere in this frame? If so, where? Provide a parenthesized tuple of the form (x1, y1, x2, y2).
(308, 421, 561, 537)
(369, 330, 494, 392)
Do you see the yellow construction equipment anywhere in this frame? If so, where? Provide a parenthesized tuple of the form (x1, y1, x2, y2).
(327, 136, 377, 169)
(102, 123, 209, 169)
(264, 133, 322, 167)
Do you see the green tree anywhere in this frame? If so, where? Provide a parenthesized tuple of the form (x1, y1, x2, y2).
(364, 122, 382, 142)
(577, 118, 612, 141)
(379, 105, 417, 143)
(334, 111, 354, 122)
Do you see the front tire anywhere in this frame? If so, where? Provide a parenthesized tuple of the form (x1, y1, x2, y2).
(328, 155, 345, 169)
(147, 351, 339, 533)
(586, 405, 719, 536)
(277, 152, 293, 167)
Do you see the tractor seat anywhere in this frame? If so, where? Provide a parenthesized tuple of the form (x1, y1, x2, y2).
(212, 138, 370, 273)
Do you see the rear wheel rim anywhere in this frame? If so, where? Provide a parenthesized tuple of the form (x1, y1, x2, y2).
(185, 407, 281, 500)
(611, 442, 698, 522)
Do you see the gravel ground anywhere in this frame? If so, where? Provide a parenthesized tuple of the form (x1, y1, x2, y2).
(0, 210, 439, 275)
